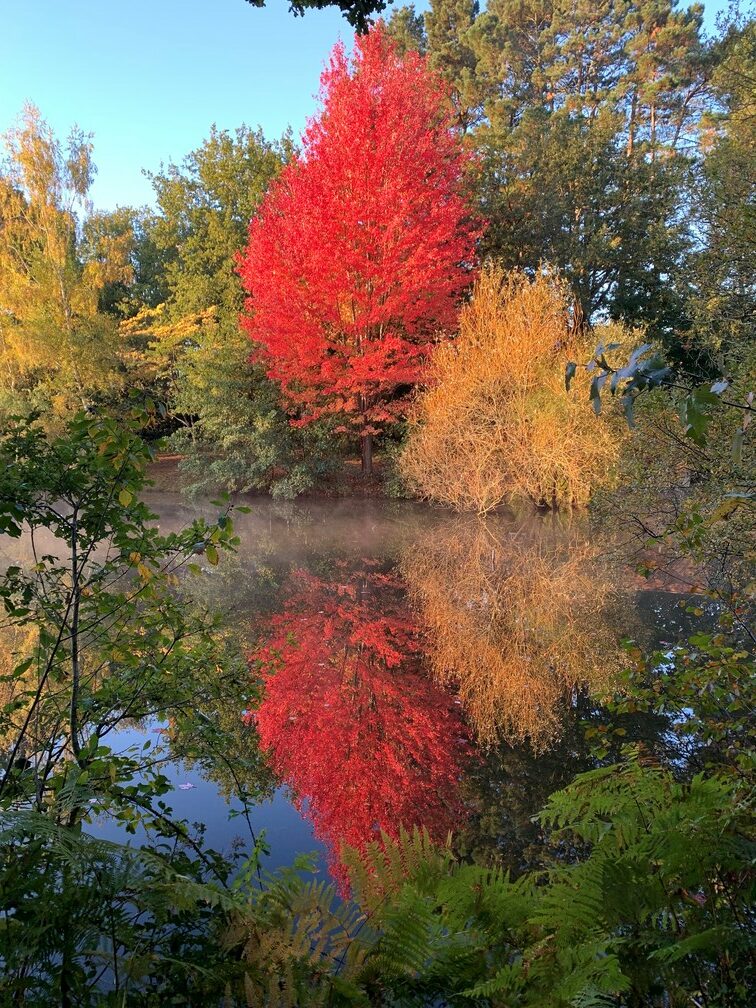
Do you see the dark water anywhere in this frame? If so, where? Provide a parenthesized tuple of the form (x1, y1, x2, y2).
(2, 493, 702, 887)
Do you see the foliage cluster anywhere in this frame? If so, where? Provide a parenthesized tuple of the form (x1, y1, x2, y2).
(401, 266, 624, 512)
(243, 0, 388, 32)
(0, 412, 273, 1004)
(389, 0, 726, 359)
(0, 400, 752, 1007)
(0, 111, 336, 498)
(0, 4, 753, 1003)
(3, 5, 752, 497)
(0, 107, 129, 420)
(139, 125, 338, 498)
(223, 717, 753, 1007)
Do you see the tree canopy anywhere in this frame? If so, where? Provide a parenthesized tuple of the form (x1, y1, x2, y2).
(244, 0, 388, 32)
(387, 0, 718, 354)
(239, 26, 480, 474)
(0, 107, 128, 418)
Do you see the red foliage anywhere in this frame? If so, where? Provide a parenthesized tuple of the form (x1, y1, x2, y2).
(238, 26, 480, 444)
(248, 565, 471, 892)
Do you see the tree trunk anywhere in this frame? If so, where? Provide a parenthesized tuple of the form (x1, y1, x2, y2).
(627, 90, 637, 157)
(361, 433, 373, 477)
(569, 296, 586, 338)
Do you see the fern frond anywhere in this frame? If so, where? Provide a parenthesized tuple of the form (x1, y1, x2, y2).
(344, 825, 454, 913)
(459, 960, 526, 1000)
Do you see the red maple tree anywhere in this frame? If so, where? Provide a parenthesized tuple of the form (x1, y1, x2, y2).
(247, 564, 471, 892)
(238, 25, 480, 474)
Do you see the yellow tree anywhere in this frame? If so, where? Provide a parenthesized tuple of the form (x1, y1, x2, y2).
(0, 106, 130, 418)
(117, 302, 217, 400)
(400, 264, 625, 513)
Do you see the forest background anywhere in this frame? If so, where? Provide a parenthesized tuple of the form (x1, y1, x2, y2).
(0, 1, 754, 1005)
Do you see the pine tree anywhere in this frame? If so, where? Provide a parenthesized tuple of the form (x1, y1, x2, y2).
(425, 0, 482, 130)
(384, 4, 427, 55)
(393, 0, 713, 345)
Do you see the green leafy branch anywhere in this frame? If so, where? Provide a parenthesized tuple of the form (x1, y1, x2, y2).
(566, 342, 754, 455)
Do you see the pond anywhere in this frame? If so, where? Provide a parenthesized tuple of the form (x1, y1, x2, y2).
(0, 490, 701, 891)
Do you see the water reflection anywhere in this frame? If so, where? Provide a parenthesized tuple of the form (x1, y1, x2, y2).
(249, 563, 471, 890)
(3, 491, 674, 892)
(401, 517, 623, 749)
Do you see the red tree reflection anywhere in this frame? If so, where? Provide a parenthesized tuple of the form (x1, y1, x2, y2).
(249, 564, 471, 891)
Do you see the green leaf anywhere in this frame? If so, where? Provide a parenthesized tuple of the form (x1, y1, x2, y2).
(12, 657, 35, 677)
(118, 489, 133, 507)
(205, 545, 219, 566)
(627, 343, 653, 369)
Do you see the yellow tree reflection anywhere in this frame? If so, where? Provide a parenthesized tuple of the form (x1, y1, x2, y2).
(402, 517, 622, 749)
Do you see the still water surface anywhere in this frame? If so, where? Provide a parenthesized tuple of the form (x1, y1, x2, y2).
(3, 491, 696, 886)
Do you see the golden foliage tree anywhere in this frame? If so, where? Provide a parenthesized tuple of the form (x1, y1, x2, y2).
(400, 265, 624, 513)
(0, 106, 130, 418)
(117, 302, 218, 400)
(0, 625, 38, 751)
(401, 517, 622, 749)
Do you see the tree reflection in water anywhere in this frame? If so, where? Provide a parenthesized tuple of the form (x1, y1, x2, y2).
(401, 517, 623, 749)
(249, 563, 471, 891)
(249, 517, 628, 888)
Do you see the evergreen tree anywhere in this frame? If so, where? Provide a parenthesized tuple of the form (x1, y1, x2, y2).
(384, 4, 427, 55)
(687, 16, 755, 365)
(392, 0, 716, 348)
(425, 0, 481, 130)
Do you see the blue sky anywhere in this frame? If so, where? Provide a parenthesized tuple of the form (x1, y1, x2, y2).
(0, 0, 730, 212)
